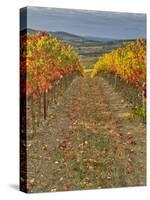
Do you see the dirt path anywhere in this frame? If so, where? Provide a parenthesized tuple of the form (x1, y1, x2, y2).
(26, 72, 146, 192)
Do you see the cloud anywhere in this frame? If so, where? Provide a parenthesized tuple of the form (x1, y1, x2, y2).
(22, 6, 146, 39)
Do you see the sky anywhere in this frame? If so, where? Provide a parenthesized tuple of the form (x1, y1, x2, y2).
(20, 6, 146, 39)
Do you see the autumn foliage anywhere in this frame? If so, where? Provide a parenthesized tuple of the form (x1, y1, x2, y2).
(92, 39, 146, 94)
(20, 32, 83, 98)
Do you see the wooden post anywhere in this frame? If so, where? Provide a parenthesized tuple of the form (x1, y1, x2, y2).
(142, 84, 146, 121)
(47, 90, 50, 113)
(114, 74, 117, 88)
(31, 96, 36, 137)
(37, 95, 41, 126)
(44, 90, 47, 120)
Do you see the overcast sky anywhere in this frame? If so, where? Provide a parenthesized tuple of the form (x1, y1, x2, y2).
(20, 6, 146, 39)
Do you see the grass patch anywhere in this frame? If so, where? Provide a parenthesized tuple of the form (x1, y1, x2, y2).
(128, 106, 146, 123)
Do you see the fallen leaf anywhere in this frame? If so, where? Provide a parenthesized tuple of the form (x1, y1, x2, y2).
(84, 141, 88, 145)
(30, 178, 35, 184)
(42, 144, 48, 150)
(78, 143, 84, 150)
(44, 156, 51, 161)
(51, 188, 57, 192)
(60, 177, 63, 181)
(63, 184, 70, 191)
(130, 140, 137, 145)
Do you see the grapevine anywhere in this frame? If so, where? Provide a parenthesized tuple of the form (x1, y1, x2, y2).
(20, 32, 83, 136)
(92, 39, 146, 94)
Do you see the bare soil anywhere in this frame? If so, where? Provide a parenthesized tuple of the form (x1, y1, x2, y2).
(26, 72, 146, 192)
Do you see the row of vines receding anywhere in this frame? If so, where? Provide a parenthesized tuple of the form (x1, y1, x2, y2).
(91, 39, 146, 122)
(20, 32, 83, 139)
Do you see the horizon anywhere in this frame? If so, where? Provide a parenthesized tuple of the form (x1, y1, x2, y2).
(21, 28, 146, 41)
(20, 6, 146, 40)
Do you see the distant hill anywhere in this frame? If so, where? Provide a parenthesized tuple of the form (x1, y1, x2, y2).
(20, 28, 126, 43)
(51, 31, 86, 42)
(20, 28, 86, 42)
